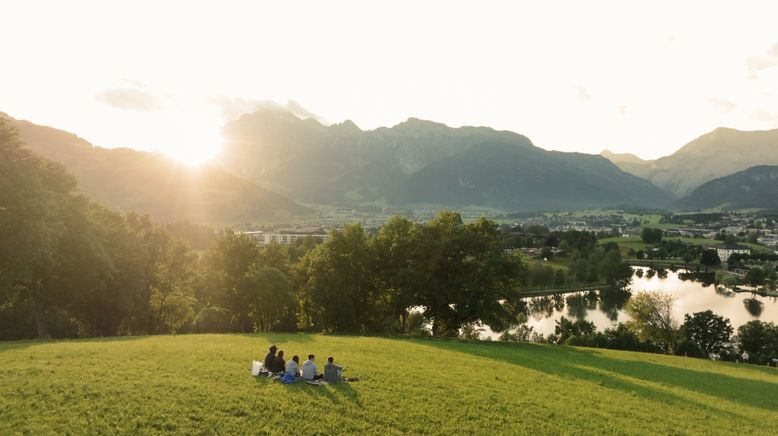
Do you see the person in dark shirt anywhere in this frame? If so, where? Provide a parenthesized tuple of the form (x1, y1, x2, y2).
(263, 345, 277, 370)
(323, 356, 344, 383)
(271, 350, 286, 373)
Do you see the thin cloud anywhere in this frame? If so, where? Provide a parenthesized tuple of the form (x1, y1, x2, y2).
(707, 97, 736, 112)
(286, 99, 325, 123)
(751, 109, 777, 122)
(746, 42, 778, 78)
(576, 85, 591, 101)
(96, 88, 163, 112)
(617, 105, 627, 115)
(212, 97, 327, 124)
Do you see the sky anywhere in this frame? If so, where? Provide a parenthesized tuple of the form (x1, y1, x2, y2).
(2, 0, 778, 163)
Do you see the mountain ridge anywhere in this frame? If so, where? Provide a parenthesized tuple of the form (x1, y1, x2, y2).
(675, 165, 778, 210)
(602, 127, 778, 196)
(220, 108, 674, 211)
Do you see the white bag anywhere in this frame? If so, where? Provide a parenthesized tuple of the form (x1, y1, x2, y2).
(251, 360, 262, 376)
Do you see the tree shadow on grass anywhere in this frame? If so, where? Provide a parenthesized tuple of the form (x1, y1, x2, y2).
(253, 375, 361, 406)
(0, 335, 150, 353)
(239, 332, 317, 343)
(412, 339, 778, 415)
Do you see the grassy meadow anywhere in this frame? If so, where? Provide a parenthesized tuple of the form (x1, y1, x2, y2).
(599, 236, 770, 256)
(2, 334, 777, 434)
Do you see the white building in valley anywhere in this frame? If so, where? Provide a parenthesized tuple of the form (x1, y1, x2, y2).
(712, 243, 751, 262)
(240, 227, 329, 245)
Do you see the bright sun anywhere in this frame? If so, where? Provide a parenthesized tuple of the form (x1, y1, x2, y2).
(163, 115, 223, 166)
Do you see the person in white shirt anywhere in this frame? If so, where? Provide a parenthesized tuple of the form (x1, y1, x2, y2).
(285, 355, 301, 377)
(302, 354, 323, 380)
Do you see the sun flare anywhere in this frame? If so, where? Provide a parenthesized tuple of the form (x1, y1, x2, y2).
(163, 110, 223, 166)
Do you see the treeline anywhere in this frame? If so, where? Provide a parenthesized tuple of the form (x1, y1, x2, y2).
(500, 292, 778, 365)
(507, 227, 632, 289)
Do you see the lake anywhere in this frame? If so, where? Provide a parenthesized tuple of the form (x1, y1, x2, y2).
(520, 267, 778, 336)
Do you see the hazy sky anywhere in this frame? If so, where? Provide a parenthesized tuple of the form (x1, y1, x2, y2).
(2, 0, 778, 162)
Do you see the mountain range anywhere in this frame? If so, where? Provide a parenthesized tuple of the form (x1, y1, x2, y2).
(602, 127, 778, 197)
(220, 109, 673, 211)
(7, 106, 778, 222)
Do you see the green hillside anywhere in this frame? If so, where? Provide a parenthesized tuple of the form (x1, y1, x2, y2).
(2, 334, 776, 434)
(0, 113, 309, 224)
(392, 143, 673, 211)
(676, 165, 778, 211)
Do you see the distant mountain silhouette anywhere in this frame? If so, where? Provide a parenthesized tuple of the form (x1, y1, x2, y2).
(603, 127, 778, 196)
(676, 165, 778, 210)
(221, 109, 674, 211)
(1, 112, 308, 223)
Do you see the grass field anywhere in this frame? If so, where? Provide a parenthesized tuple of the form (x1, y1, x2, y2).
(599, 237, 651, 251)
(2, 334, 777, 434)
(523, 255, 571, 271)
(599, 236, 770, 255)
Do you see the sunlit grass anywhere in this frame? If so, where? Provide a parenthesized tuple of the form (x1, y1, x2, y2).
(1, 334, 776, 434)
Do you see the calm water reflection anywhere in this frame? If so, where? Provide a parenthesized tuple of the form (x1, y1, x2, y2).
(523, 267, 778, 336)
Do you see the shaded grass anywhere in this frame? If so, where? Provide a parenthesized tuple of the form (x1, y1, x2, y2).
(1, 334, 777, 434)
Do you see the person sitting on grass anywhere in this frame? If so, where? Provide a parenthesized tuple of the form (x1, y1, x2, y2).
(302, 354, 323, 380)
(263, 345, 277, 371)
(323, 356, 344, 383)
(285, 355, 301, 378)
(270, 350, 286, 374)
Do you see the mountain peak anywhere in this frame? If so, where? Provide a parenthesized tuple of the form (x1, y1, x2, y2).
(332, 119, 361, 132)
(393, 117, 449, 131)
(600, 149, 650, 165)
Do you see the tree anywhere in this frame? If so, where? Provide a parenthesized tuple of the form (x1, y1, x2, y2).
(298, 224, 378, 332)
(201, 230, 261, 332)
(640, 227, 663, 244)
(682, 310, 733, 355)
(625, 292, 678, 353)
(459, 323, 485, 340)
(598, 249, 632, 287)
(700, 249, 721, 268)
(499, 324, 535, 342)
(0, 119, 79, 338)
(736, 320, 778, 365)
(148, 238, 198, 334)
(553, 269, 566, 287)
(553, 316, 596, 343)
(766, 268, 777, 292)
(744, 268, 765, 287)
(413, 213, 523, 336)
(371, 216, 422, 332)
(248, 267, 295, 332)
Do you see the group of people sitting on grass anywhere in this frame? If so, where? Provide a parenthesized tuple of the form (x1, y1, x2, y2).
(259, 345, 356, 384)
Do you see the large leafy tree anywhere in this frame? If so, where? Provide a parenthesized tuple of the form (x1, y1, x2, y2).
(371, 216, 421, 332)
(297, 224, 378, 332)
(700, 249, 721, 268)
(625, 291, 678, 353)
(149, 238, 198, 334)
(248, 266, 295, 332)
(737, 320, 778, 365)
(640, 227, 663, 244)
(201, 230, 261, 332)
(682, 310, 733, 355)
(414, 212, 523, 336)
(0, 119, 96, 338)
